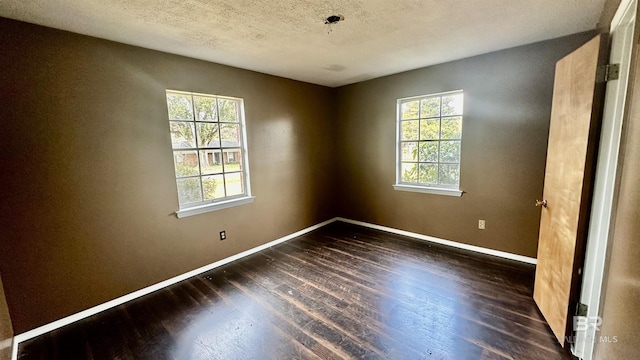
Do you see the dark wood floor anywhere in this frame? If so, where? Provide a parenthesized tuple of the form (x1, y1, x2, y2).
(19, 222, 574, 359)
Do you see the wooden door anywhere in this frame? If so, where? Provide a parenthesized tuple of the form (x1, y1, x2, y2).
(533, 35, 607, 345)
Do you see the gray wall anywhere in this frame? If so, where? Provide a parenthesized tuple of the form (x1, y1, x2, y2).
(333, 32, 595, 258)
(0, 17, 336, 333)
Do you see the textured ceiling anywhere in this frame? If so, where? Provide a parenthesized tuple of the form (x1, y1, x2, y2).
(0, 0, 606, 87)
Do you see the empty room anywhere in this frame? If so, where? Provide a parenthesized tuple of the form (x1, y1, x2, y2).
(1, 0, 639, 359)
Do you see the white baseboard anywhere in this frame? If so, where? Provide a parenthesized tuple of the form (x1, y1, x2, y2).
(11, 217, 338, 360)
(335, 217, 537, 265)
(12, 216, 535, 359)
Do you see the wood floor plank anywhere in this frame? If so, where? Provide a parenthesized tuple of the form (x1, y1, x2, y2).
(17, 222, 574, 359)
(275, 239, 538, 336)
(197, 274, 344, 360)
(237, 259, 425, 359)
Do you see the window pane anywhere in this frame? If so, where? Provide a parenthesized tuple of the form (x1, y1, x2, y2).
(223, 148, 243, 172)
(419, 163, 438, 184)
(199, 150, 222, 175)
(169, 122, 195, 149)
(173, 151, 199, 177)
(441, 117, 462, 139)
(166, 93, 194, 120)
(197, 123, 219, 148)
(419, 141, 439, 162)
(167, 91, 250, 208)
(440, 141, 461, 163)
(401, 142, 418, 161)
(218, 99, 239, 122)
(220, 123, 240, 145)
(401, 162, 418, 182)
(397, 91, 463, 190)
(401, 120, 419, 141)
(442, 93, 463, 116)
(203, 175, 225, 200)
(420, 119, 440, 140)
(439, 164, 460, 185)
(193, 95, 218, 122)
(177, 178, 202, 205)
(401, 100, 419, 120)
(420, 97, 440, 118)
(225, 173, 245, 197)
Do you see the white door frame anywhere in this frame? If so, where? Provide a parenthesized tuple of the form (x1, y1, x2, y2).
(573, 0, 636, 358)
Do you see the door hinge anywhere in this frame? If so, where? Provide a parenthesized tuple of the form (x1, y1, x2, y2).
(576, 302, 588, 317)
(596, 63, 620, 82)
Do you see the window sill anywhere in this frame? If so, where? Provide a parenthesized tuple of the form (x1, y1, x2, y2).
(175, 196, 255, 218)
(393, 184, 463, 197)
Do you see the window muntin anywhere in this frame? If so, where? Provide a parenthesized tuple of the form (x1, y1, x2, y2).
(166, 90, 251, 209)
(396, 91, 463, 189)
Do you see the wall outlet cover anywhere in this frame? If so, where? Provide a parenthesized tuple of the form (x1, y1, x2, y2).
(478, 220, 486, 230)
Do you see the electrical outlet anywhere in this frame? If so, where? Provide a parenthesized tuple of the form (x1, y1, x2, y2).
(478, 220, 486, 230)
(220, 231, 226, 240)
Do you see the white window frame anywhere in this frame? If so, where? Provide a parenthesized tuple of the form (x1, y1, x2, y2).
(166, 90, 254, 218)
(393, 90, 464, 197)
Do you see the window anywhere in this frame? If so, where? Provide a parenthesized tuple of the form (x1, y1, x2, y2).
(394, 90, 463, 196)
(166, 90, 253, 217)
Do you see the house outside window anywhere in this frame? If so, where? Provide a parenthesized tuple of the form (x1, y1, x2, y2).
(166, 90, 254, 217)
(394, 90, 464, 197)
